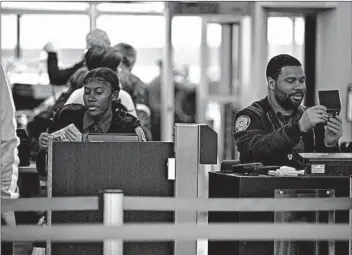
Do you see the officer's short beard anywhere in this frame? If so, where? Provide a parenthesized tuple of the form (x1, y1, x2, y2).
(274, 88, 301, 110)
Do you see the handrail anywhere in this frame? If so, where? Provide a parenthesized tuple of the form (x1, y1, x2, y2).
(2, 223, 350, 242)
(2, 196, 352, 212)
(2, 191, 351, 246)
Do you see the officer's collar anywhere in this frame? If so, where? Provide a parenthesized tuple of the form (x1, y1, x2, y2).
(83, 109, 113, 133)
(263, 97, 305, 126)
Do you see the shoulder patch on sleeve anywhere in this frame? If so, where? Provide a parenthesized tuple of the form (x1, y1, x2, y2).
(235, 115, 251, 132)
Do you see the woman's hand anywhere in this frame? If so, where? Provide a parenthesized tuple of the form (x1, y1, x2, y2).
(135, 126, 146, 142)
(65, 124, 83, 142)
(39, 132, 53, 149)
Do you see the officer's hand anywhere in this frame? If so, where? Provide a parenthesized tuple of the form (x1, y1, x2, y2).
(324, 115, 343, 146)
(298, 105, 328, 132)
(135, 126, 146, 142)
(65, 126, 82, 142)
(39, 132, 53, 149)
(43, 42, 56, 53)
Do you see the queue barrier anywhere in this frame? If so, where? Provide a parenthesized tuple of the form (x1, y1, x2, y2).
(2, 191, 352, 254)
(3, 223, 351, 241)
(2, 196, 352, 212)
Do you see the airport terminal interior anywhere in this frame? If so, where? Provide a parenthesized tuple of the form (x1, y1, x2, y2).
(1, 1, 352, 255)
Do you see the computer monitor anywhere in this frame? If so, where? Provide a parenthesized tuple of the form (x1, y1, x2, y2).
(86, 133, 139, 142)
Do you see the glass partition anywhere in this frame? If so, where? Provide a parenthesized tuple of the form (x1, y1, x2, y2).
(274, 189, 335, 255)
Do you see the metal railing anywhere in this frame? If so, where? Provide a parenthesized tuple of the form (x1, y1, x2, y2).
(2, 192, 352, 255)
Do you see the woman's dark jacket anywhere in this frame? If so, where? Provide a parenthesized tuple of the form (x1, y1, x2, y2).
(36, 103, 141, 176)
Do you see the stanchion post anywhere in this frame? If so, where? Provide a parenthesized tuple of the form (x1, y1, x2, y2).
(99, 189, 123, 255)
(47, 138, 54, 255)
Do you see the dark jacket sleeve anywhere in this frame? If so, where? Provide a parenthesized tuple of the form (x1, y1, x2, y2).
(113, 102, 141, 133)
(233, 109, 303, 163)
(47, 52, 84, 85)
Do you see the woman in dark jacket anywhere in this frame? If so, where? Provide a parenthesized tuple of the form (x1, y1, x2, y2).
(33, 67, 143, 252)
(37, 67, 146, 176)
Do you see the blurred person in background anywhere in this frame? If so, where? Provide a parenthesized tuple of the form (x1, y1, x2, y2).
(113, 42, 152, 140)
(43, 28, 111, 86)
(147, 60, 196, 141)
(174, 64, 197, 124)
(1, 62, 20, 255)
(113, 43, 148, 105)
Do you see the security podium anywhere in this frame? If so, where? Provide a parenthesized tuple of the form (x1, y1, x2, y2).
(47, 124, 217, 255)
(208, 173, 351, 255)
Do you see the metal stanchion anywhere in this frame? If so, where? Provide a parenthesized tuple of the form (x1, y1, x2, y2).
(99, 190, 123, 255)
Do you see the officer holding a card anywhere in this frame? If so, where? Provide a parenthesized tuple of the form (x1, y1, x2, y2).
(233, 54, 343, 167)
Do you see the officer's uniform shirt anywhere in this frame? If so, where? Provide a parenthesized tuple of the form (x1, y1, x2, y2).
(83, 109, 112, 134)
(267, 96, 305, 154)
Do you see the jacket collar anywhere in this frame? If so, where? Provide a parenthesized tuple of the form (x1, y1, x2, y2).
(83, 109, 113, 133)
(262, 96, 305, 114)
(263, 96, 305, 130)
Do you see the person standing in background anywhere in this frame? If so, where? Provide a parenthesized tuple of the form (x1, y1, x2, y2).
(113, 42, 153, 140)
(43, 28, 111, 86)
(1, 62, 20, 254)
